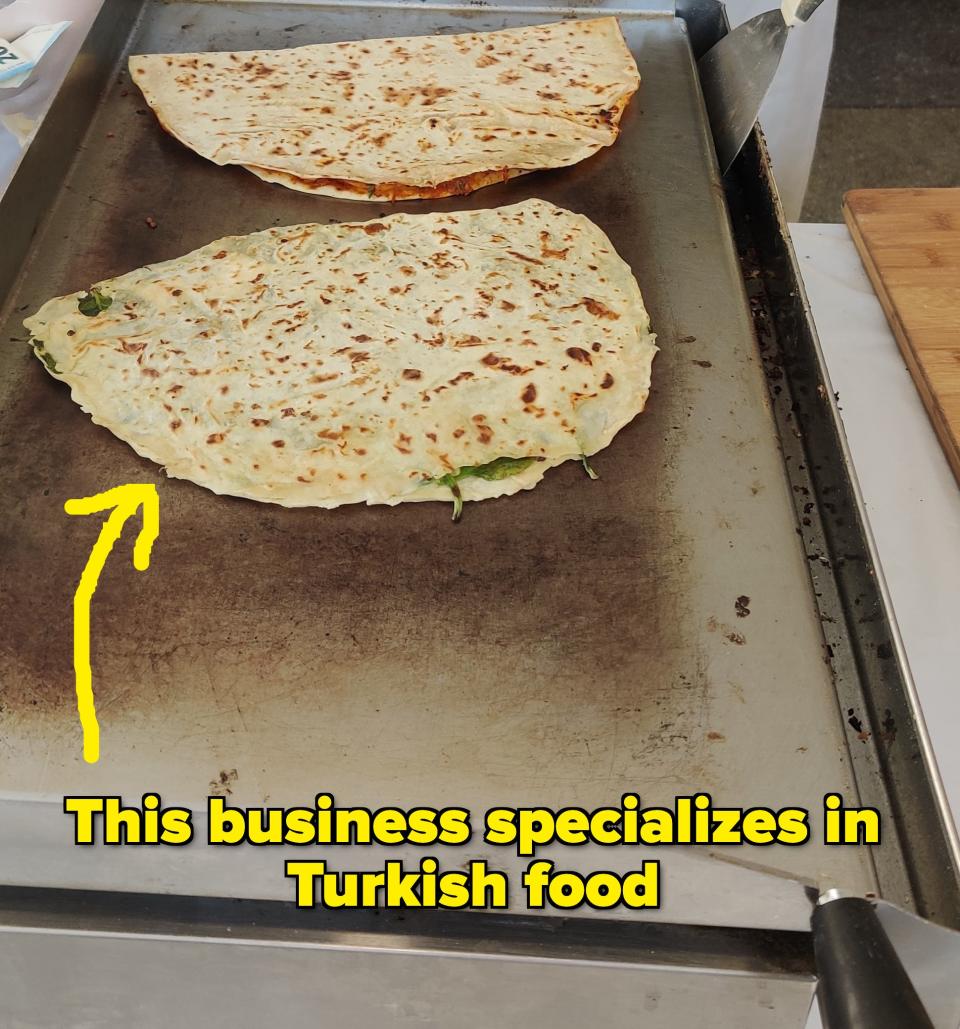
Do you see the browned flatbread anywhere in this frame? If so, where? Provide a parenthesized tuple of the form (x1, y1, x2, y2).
(24, 201, 657, 513)
(129, 19, 640, 199)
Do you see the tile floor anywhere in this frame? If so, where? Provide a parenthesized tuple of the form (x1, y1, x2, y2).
(802, 0, 960, 222)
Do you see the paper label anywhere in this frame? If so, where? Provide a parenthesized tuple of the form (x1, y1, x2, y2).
(0, 22, 71, 89)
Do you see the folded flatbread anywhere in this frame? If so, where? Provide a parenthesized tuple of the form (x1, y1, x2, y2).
(128, 18, 640, 200)
(24, 200, 656, 514)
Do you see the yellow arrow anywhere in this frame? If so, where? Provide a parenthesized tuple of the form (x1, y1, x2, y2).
(64, 484, 159, 764)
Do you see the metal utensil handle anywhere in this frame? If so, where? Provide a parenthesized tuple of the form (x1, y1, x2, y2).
(781, 0, 828, 25)
(812, 895, 935, 1029)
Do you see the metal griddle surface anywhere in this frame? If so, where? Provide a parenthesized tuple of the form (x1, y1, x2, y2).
(0, 1, 875, 916)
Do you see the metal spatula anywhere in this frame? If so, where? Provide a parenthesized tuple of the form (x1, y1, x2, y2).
(698, 0, 828, 174)
(689, 850, 960, 1028)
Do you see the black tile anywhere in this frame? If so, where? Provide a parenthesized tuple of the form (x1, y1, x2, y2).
(801, 108, 960, 222)
(826, 0, 960, 108)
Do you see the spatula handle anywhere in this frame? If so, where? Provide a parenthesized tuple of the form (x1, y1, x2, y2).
(781, 0, 828, 25)
(812, 893, 935, 1029)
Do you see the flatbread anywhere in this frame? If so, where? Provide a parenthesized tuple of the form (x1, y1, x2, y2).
(24, 200, 657, 513)
(128, 18, 640, 200)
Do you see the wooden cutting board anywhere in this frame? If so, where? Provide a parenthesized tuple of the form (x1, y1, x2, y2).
(844, 188, 960, 485)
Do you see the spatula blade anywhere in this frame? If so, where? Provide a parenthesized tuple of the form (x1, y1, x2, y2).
(698, 9, 789, 174)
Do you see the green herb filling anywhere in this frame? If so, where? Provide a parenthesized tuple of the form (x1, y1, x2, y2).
(429, 456, 540, 522)
(32, 341, 59, 374)
(77, 287, 113, 317)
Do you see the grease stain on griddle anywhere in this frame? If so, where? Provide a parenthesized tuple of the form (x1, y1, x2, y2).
(734, 594, 751, 618)
(706, 616, 746, 646)
(879, 709, 897, 745)
(0, 411, 699, 791)
(846, 707, 871, 743)
(209, 768, 238, 796)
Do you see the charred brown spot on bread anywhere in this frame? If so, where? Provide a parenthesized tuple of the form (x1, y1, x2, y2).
(481, 352, 532, 375)
(583, 297, 619, 319)
(566, 347, 592, 364)
(521, 383, 537, 403)
(601, 373, 615, 389)
(472, 415, 494, 444)
(402, 368, 422, 380)
(507, 251, 543, 266)
(206, 432, 226, 444)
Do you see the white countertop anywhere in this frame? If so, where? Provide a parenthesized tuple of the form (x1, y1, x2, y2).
(790, 223, 960, 831)
(791, 224, 960, 1029)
